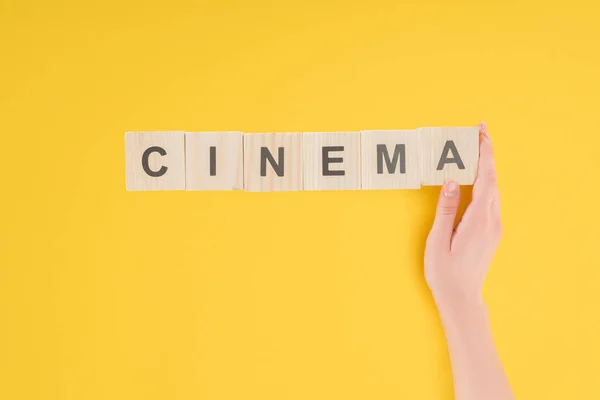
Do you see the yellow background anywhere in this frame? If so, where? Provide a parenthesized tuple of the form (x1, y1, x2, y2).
(1, 0, 599, 399)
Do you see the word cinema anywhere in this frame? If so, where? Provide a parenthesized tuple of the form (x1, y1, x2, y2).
(125, 127, 479, 192)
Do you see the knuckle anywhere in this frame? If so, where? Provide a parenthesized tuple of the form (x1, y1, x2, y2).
(492, 189, 501, 202)
(486, 168, 497, 183)
(496, 220, 504, 235)
(494, 224, 503, 238)
(480, 140, 494, 156)
(490, 219, 503, 239)
(437, 204, 458, 216)
(425, 232, 438, 247)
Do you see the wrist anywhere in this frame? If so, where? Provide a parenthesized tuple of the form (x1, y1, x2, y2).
(432, 290, 488, 323)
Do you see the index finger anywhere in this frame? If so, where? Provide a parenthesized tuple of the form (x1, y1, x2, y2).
(472, 122, 499, 205)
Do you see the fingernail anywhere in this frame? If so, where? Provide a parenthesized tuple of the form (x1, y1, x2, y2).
(479, 121, 490, 139)
(443, 180, 459, 197)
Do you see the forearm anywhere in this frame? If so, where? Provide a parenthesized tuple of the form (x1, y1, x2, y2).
(436, 297, 515, 400)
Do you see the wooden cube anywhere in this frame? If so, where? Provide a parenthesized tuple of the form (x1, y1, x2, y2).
(125, 131, 186, 191)
(419, 127, 479, 186)
(185, 131, 243, 191)
(303, 132, 361, 191)
(361, 130, 421, 190)
(243, 133, 303, 192)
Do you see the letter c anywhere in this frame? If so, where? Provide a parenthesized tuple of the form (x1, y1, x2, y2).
(141, 146, 168, 177)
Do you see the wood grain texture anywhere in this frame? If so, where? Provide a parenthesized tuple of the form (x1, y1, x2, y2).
(419, 127, 479, 186)
(303, 132, 361, 191)
(185, 131, 243, 191)
(243, 133, 303, 192)
(125, 131, 186, 191)
(361, 130, 421, 190)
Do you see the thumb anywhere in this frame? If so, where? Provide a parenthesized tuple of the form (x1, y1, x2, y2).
(429, 180, 461, 249)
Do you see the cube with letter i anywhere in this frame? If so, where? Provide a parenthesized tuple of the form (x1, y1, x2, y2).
(185, 131, 243, 191)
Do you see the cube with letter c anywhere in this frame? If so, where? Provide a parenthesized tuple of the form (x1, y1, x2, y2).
(125, 131, 186, 191)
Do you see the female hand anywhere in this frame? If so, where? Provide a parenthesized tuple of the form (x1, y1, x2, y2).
(424, 122, 514, 400)
(425, 121, 502, 312)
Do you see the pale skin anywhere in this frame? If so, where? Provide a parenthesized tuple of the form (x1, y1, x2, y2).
(425, 122, 515, 400)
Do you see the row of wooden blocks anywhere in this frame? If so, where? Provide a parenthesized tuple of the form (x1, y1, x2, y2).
(125, 128, 479, 191)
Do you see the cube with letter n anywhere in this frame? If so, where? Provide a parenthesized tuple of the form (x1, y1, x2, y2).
(243, 133, 303, 192)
